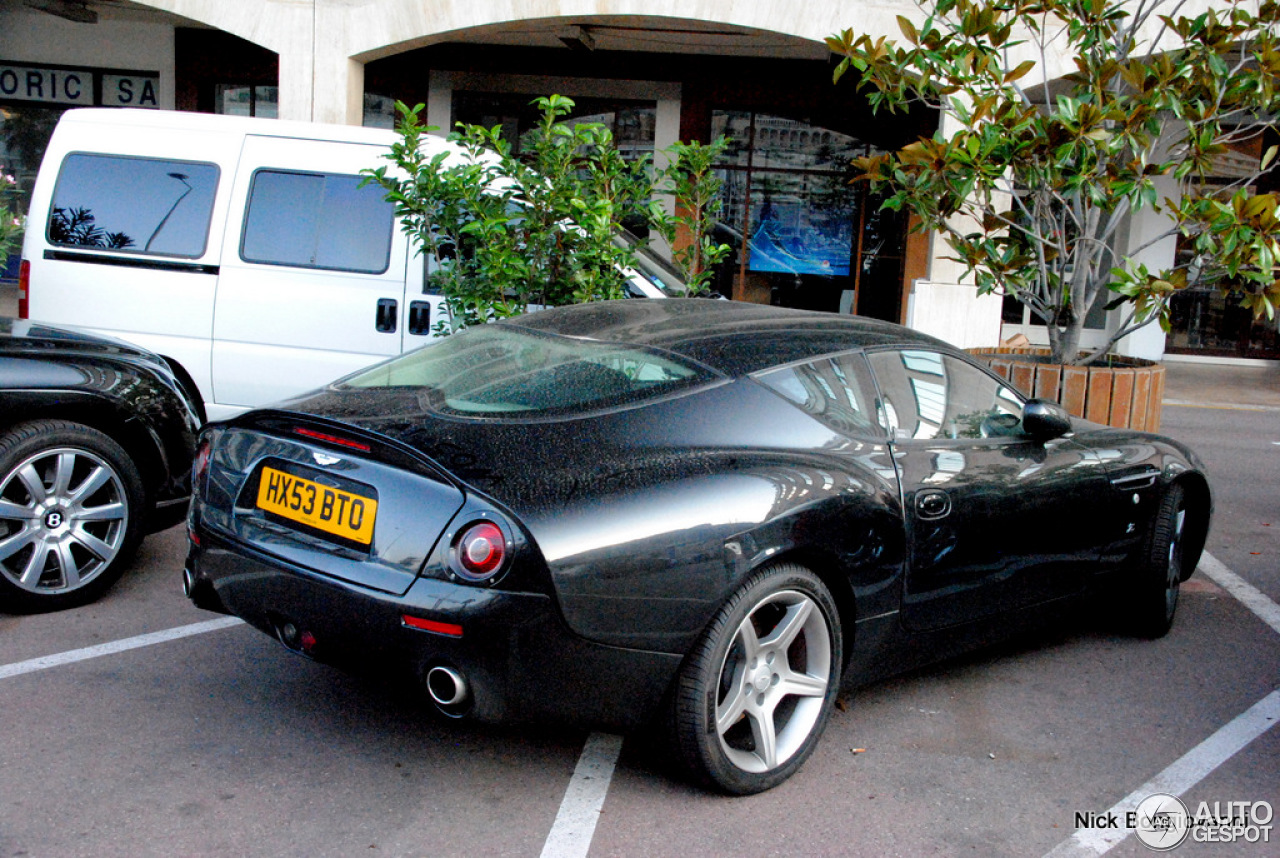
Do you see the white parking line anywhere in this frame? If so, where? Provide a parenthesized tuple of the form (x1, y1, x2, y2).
(1198, 552, 1280, 635)
(1043, 691, 1280, 857)
(540, 732, 625, 858)
(0, 616, 244, 681)
(1043, 552, 1280, 857)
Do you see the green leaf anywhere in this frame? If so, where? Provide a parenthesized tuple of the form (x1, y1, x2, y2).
(897, 15, 919, 45)
(1004, 59, 1036, 84)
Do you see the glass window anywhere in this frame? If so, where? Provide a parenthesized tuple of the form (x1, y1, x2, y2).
(342, 324, 721, 418)
(452, 92, 656, 163)
(241, 170, 393, 273)
(215, 84, 278, 119)
(709, 110, 911, 320)
(362, 93, 396, 129)
(47, 153, 219, 257)
(1167, 284, 1280, 358)
(755, 351, 880, 437)
(867, 350, 1024, 441)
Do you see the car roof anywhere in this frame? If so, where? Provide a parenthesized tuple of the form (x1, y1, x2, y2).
(501, 299, 958, 376)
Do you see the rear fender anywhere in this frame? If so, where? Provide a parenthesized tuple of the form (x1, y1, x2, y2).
(536, 454, 904, 655)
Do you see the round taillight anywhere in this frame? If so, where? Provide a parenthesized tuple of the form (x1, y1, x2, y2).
(455, 521, 506, 581)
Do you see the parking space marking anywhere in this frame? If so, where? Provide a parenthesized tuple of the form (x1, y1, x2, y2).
(539, 732, 624, 858)
(1043, 690, 1280, 857)
(1043, 553, 1280, 857)
(1198, 551, 1280, 635)
(0, 616, 244, 681)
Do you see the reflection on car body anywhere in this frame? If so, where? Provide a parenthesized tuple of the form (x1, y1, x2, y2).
(184, 299, 1211, 794)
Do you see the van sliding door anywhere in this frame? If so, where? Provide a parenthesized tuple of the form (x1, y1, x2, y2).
(212, 136, 411, 413)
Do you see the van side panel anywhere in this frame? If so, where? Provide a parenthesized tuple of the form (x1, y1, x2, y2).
(211, 135, 412, 411)
(23, 116, 243, 405)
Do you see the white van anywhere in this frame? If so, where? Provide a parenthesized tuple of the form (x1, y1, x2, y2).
(19, 108, 679, 421)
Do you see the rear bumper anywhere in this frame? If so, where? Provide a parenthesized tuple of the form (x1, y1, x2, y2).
(184, 532, 682, 730)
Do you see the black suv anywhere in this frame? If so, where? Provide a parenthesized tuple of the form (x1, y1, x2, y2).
(0, 318, 200, 611)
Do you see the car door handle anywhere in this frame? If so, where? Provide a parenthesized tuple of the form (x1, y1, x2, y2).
(408, 301, 432, 336)
(915, 490, 951, 520)
(376, 298, 398, 333)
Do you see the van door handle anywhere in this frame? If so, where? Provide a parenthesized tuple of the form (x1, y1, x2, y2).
(375, 298, 398, 333)
(408, 301, 431, 336)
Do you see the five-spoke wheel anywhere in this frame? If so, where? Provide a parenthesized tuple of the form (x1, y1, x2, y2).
(672, 563, 842, 794)
(0, 421, 143, 612)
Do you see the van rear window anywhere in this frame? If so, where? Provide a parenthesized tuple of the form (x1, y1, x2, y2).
(48, 154, 219, 258)
(240, 170, 393, 274)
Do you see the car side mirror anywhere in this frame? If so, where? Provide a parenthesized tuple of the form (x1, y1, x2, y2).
(1022, 398, 1072, 440)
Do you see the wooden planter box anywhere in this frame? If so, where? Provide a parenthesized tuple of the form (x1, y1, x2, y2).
(968, 347, 1166, 431)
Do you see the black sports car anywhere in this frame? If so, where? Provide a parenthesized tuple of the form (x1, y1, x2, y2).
(184, 299, 1210, 793)
(1, 318, 201, 611)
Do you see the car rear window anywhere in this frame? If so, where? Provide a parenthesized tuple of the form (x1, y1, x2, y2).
(340, 324, 721, 417)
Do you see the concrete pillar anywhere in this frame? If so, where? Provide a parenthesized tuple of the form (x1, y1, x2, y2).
(906, 106, 1006, 348)
(1111, 176, 1178, 361)
(276, 47, 315, 122)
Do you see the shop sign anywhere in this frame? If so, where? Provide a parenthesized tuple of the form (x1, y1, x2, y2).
(0, 61, 158, 108)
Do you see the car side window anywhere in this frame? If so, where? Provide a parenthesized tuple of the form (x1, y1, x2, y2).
(47, 153, 219, 258)
(755, 351, 881, 437)
(866, 349, 1024, 441)
(241, 169, 393, 274)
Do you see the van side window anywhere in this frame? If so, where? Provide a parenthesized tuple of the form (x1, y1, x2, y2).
(241, 170, 393, 274)
(47, 154, 219, 258)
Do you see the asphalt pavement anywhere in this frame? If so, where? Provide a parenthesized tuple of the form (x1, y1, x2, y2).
(1162, 359, 1280, 413)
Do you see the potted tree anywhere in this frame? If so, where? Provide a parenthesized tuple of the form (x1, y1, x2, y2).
(364, 96, 730, 331)
(828, 0, 1279, 429)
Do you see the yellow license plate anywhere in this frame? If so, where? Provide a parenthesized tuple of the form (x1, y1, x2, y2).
(256, 466, 378, 545)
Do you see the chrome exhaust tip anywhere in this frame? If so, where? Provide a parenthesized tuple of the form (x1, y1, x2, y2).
(182, 567, 195, 599)
(426, 665, 469, 711)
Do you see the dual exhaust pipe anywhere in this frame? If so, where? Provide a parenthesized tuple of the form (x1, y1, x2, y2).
(184, 568, 471, 717)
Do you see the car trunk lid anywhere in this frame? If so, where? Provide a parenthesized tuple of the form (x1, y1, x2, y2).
(198, 411, 466, 596)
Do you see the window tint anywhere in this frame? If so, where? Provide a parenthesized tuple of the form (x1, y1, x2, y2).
(342, 324, 721, 418)
(241, 170, 393, 273)
(755, 351, 880, 437)
(867, 350, 1023, 440)
(48, 154, 219, 257)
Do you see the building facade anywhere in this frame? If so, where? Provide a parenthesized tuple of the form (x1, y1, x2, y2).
(1, 0, 1273, 360)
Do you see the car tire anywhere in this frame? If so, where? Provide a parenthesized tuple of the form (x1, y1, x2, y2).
(0, 420, 145, 612)
(1125, 483, 1187, 639)
(670, 562, 843, 794)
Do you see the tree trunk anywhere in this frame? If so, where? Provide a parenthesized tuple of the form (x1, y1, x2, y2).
(1048, 320, 1084, 366)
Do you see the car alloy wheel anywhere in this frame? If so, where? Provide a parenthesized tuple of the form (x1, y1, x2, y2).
(0, 421, 143, 611)
(672, 563, 842, 794)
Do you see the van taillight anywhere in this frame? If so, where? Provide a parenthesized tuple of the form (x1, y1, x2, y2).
(17, 259, 29, 319)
